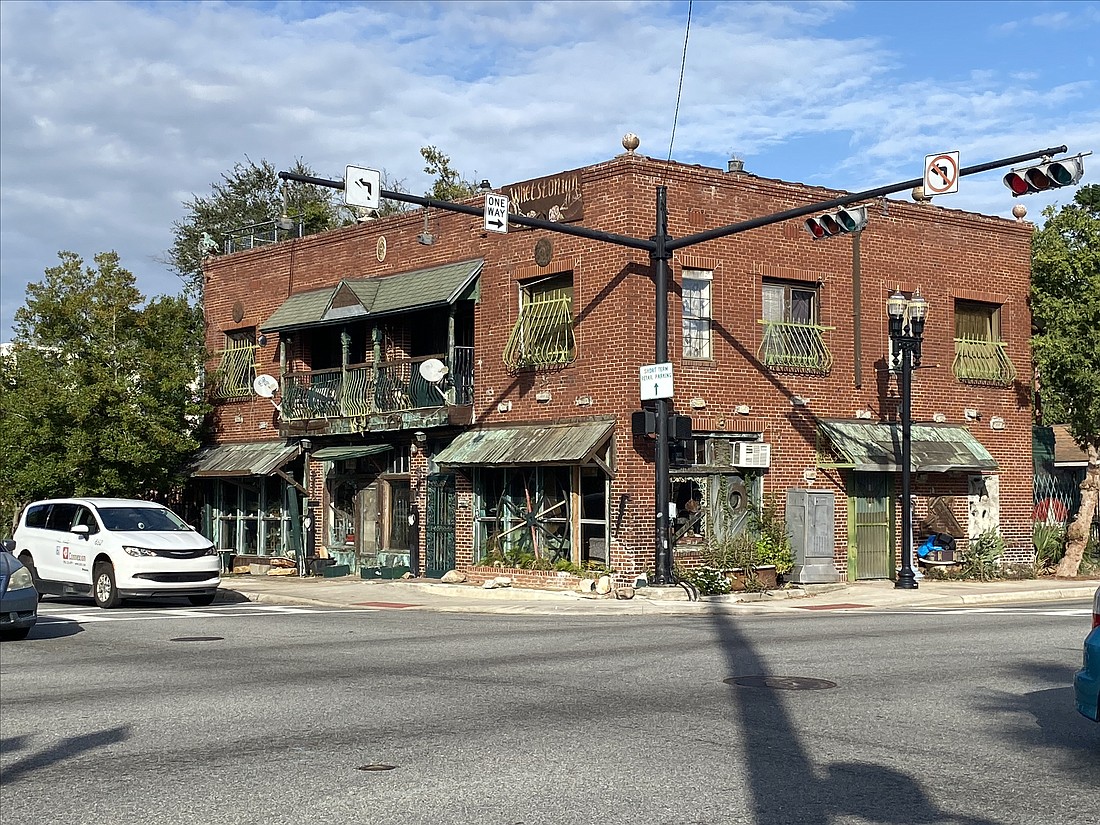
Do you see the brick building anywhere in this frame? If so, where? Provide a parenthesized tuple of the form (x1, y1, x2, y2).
(193, 148, 1034, 586)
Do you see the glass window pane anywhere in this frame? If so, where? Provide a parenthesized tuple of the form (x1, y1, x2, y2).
(955, 301, 994, 340)
(762, 285, 784, 321)
(791, 290, 814, 324)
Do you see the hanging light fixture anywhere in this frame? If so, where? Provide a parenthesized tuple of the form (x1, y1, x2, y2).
(417, 208, 435, 245)
(276, 183, 295, 232)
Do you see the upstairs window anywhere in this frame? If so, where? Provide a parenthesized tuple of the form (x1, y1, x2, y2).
(682, 269, 713, 360)
(503, 273, 576, 370)
(953, 300, 1016, 386)
(763, 282, 817, 327)
(212, 328, 257, 399)
(759, 281, 832, 374)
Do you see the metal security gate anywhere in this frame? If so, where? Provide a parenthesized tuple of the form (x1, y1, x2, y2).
(424, 473, 456, 578)
(848, 473, 893, 580)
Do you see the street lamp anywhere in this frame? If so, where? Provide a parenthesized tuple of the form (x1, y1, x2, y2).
(887, 287, 927, 590)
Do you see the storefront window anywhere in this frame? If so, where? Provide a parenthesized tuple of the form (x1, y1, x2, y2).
(474, 466, 603, 565)
(208, 478, 295, 557)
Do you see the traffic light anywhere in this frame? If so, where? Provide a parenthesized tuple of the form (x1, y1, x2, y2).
(1003, 155, 1084, 196)
(804, 206, 868, 239)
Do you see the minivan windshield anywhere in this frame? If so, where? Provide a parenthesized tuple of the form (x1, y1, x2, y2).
(97, 506, 190, 532)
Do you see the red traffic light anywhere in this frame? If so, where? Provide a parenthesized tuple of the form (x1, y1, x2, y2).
(805, 206, 868, 240)
(1003, 155, 1085, 197)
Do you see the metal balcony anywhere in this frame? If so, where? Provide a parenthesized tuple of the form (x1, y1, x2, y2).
(758, 321, 833, 375)
(280, 348, 473, 423)
(952, 338, 1017, 387)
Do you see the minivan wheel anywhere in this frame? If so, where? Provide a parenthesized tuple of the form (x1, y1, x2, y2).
(188, 593, 217, 607)
(93, 563, 121, 609)
(18, 554, 44, 602)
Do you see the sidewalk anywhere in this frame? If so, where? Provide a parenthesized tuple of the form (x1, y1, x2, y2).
(215, 571, 1100, 617)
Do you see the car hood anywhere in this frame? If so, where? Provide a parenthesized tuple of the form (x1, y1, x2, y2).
(0, 552, 22, 576)
(111, 531, 213, 550)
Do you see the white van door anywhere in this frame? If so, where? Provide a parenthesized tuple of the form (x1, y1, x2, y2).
(67, 504, 98, 583)
(42, 502, 83, 586)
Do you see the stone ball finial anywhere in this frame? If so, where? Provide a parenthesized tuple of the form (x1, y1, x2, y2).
(1012, 204, 1028, 221)
(910, 185, 932, 203)
(622, 133, 640, 154)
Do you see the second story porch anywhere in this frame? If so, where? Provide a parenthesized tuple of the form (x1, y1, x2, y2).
(280, 347, 474, 434)
(256, 259, 482, 437)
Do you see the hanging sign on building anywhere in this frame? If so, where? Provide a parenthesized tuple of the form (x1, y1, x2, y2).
(505, 171, 583, 225)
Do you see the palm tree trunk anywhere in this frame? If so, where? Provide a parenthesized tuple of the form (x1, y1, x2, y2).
(1056, 446, 1099, 578)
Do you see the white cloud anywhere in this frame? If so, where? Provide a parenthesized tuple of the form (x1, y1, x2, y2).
(1, 0, 1096, 340)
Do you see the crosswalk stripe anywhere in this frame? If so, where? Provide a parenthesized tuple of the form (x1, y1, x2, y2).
(35, 604, 382, 624)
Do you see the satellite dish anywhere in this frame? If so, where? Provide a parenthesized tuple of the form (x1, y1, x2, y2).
(418, 358, 449, 384)
(252, 374, 279, 398)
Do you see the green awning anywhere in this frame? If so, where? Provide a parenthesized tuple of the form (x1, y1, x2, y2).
(817, 419, 998, 473)
(190, 442, 300, 478)
(261, 259, 483, 333)
(434, 420, 616, 468)
(311, 444, 392, 462)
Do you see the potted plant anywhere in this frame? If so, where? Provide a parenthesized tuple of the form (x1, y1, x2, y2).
(703, 532, 764, 591)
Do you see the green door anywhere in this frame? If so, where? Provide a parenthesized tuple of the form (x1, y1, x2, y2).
(848, 473, 893, 581)
(424, 473, 456, 578)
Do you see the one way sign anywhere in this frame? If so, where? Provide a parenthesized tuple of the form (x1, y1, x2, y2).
(484, 193, 509, 234)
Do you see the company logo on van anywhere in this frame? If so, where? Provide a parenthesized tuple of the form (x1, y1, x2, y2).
(61, 546, 87, 564)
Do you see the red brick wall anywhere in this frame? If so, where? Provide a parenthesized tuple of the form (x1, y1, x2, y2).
(202, 154, 1034, 579)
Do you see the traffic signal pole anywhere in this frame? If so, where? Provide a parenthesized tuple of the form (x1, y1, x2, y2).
(652, 187, 673, 585)
(280, 143, 1070, 589)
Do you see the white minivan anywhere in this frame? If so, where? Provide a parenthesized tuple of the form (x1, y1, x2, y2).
(11, 498, 220, 608)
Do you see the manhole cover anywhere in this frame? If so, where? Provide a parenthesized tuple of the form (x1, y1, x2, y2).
(170, 636, 224, 642)
(725, 675, 837, 691)
(357, 763, 397, 772)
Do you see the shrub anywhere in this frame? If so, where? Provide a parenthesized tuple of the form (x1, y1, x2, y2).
(1033, 522, 1066, 571)
(960, 529, 1005, 581)
(676, 566, 732, 596)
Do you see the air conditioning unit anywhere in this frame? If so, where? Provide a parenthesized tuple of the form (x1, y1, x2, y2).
(732, 441, 771, 468)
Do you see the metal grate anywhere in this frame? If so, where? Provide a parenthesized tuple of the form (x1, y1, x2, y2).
(210, 344, 257, 399)
(503, 295, 576, 370)
(952, 338, 1017, 386)
(758, 321, 833, 375)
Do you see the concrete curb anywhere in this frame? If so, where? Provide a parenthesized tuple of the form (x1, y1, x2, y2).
(214, 581, 1099, 616)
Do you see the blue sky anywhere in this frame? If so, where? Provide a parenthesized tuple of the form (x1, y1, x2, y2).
(1, 0, 1097, 341)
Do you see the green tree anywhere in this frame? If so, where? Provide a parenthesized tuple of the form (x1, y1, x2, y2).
(421, 145, 477, 201)
(1030, 184, 1100, 577)
(166, 158, 346, 300)
(0, 251, 208, 530)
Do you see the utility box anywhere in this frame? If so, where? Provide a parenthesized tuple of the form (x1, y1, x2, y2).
(786, 488, 840, 584)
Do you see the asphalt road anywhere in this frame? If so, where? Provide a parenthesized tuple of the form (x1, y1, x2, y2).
(1, 599, 1097, 825)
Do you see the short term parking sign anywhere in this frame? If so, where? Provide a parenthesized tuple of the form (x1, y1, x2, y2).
(640, 363, 673, 400)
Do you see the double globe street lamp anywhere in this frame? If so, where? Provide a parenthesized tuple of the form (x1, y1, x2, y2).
(887, 288, 928, 590)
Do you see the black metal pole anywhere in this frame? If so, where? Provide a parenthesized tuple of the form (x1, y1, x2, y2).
(652, 186, 673, 586)
(896, 343, 918, 590)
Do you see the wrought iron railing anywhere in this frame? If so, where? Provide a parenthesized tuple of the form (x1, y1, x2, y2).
(503, 296, 576, 370)
(280, 350, 474, 421)
(210, 344, 258, 399)
(758, 321, 833, 375)
(952, 338, 1017, 386)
